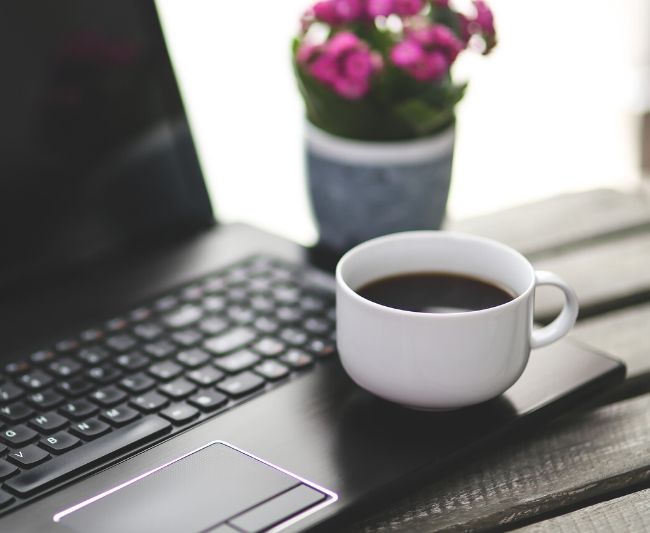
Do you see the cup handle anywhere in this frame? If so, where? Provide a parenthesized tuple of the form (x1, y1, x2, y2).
(530, 271, 579, 349)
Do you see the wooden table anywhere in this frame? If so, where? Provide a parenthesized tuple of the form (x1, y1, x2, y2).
(340, 188, 650, 533)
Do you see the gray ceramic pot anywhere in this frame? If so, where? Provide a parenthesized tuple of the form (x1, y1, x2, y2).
(306, 122, 455, 255)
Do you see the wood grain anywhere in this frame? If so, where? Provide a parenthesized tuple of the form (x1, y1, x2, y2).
(531, 231, 650, 322)
(513, 487, 650, 533)
(343, 394, 650, 533)
(446, 189, 650, 259)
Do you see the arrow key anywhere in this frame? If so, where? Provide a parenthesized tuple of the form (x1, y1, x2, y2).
(7, 445, 50, 468)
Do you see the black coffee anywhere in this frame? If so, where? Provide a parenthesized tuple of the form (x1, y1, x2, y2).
(356, 272, 516, 313)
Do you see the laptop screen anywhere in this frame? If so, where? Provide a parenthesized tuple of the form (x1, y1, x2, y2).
(0, 1, 214, 289)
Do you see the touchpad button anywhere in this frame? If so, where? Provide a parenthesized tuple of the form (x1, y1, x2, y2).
(56, 442, 330, 533)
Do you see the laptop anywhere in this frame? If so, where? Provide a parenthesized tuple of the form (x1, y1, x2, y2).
(0, 2, 625, 532)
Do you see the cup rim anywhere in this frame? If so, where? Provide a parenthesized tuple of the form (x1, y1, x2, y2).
(336, 230, 535, 317)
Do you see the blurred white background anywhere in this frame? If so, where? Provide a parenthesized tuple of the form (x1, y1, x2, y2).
(155, 0, 650, 246)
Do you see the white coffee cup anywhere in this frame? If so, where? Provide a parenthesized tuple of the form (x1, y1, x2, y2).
(335, 231, 579, 410)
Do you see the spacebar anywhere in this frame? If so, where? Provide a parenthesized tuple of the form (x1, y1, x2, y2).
(5, 416, 172, 496)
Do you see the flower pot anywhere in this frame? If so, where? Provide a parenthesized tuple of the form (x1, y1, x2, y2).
(306, 122, 455, 255)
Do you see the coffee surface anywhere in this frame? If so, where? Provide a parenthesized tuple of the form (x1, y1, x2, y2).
(356, 272, 516, 313)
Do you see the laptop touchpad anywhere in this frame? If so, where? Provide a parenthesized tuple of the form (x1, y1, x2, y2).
(55, 442, 333, 533)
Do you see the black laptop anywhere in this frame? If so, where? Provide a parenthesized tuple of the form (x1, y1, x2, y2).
(0, 2, 625, 532)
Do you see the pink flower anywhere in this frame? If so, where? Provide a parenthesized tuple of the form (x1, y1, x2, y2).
(366, 0, 394, 17)
(343, 51, 373, 79)
(392, 22, 465, 81)
(298, 32, 383, 100)
(393, 0, 424, 16)
(390, 40, 424, 68)
(457, 1, 497, 54)
(334, 0, 364, 22)
(474, 1, 495, 34)
(312, 0, 364, 26)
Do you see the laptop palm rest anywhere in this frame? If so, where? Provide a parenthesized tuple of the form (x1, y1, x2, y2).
(54, 442, 335, 533)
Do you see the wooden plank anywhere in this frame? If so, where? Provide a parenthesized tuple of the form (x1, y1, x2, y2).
(446, 189, 650, 258)
(531, 230, 650, 322)
(342, 394, 650, 533)
(512, 488, 650, 532)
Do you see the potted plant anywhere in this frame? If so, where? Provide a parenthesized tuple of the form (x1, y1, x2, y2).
(293, 0, 497, 255)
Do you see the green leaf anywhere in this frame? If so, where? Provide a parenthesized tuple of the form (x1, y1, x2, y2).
(394, 99, 454, 137)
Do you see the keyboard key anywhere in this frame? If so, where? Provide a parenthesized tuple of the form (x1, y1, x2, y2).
(48, 357, 83, 378)
(144, 340, 177, 359)
(17, 370, 53, 391)
(204, 327, 257, 355)
(105, 318, 129, 331)
(114, 351, 150, 372)
(279, 350, 314, 369)
(4, 361, 29, 376)
(29, 350, 55, 365)
(273, 286, 301, 303)
(76, 346, 111, 366)
(162, 305, 203, 329)
(59, 400, 99, 421)
(217, 372, 265, 398)
(130, 392, 169, 414)
(133, 323, 164, 340)
(87, 365, 123, 384)
(187, 390, 228, 412)
(171, 329, 204, 347)
(300, 296, 327, 311)
(26, 389, 65, 410)
(252, 338, 286, 357)
(54, 339, 80, 353)
(254, 317, 279, 334)
(158, 378, 197, 400)
(305, 339, 337, 358)
(130, 307, 153, 322)
(180, 285, 204, 301)
(214, 350, 261, 374)
(0, 403, 34, 424)
(250, 295, 274, 311)
(80, 328, 104, 342)
(106, 334, 137, 352)
(1, 425, 38, 446)
(69, 418, 111, 440)
(253, 360, 290, 381)
(0, 459, 18, 481)
(203, 277, 226, 293)
(154, 296, 179, 312)
(118, 373, 156, 394)
(56, 378, 94, 397)
(6, 445, 49, 468)
(159, 403, 199, 425)
(276, 307, 304, 323)
(198, 316, 229, 335)
(303, 317, 332, 334)
(176, 348, 211, 369)
(202, 295, 226, 311)
(89, 386, 128, 408)
(279, 328, 308, 346)
(5, 416, 171, 496)
(186, 366, 224, 387)
(28, 412, 68, 434)
(99, 406, 140, 427)
(39, 431, 81, 454)
(227, 306, 256, 324)
(0, 382, 24, 403)
(148, 361, 184, 381)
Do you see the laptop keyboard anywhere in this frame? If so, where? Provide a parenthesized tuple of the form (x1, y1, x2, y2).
(0, 255, 337, 513)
